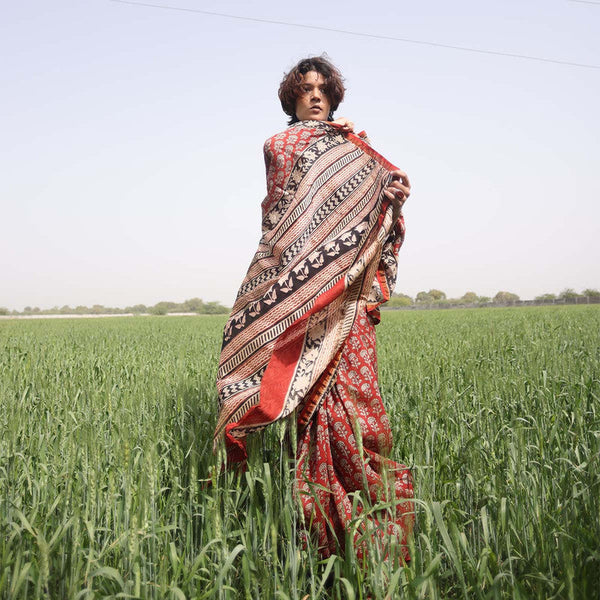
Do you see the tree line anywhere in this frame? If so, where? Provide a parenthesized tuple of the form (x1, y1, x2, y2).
(0, 297, 230, 317)
(387, 287, 600, 308)
(2, 288, 598, 317)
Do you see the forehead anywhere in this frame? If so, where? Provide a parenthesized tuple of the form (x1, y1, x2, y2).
(300, 70, 327, 85)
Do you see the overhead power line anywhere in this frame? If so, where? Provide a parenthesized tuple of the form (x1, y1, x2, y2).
(569, 0, 600, 5)
(109, 0, 600, 70)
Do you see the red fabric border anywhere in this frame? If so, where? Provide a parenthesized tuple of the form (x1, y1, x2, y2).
(328, 122, 399, 172)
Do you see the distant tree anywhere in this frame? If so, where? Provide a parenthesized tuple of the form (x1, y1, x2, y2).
(428, 289, 446, 301)
(387, 296, 412, 308)
(460, 291, 479, 304)
(433, 298, 451, 307)
(534, 293, 556, 302)
(202, 301, 229, 315)
(59, 305, 72, 314)
(152, 301, 175, 314)
(494, 291, 520, 304)
(581, 288, 600, 299)
(559, 288, 580, 300)
(392, 292, 413, 303)
(91, 305, 105, 314)
(0, 307, 9, 316)
(183, 297, 205, 312)
(478, 296, 491, 304)
(130, 304, 148, 313)
(416, 291, 432, 303)
(32, 307, 40, 313)
(24, 306, 32, 313)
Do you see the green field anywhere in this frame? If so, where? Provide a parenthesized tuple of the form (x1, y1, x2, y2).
(1, 306, 598, 599)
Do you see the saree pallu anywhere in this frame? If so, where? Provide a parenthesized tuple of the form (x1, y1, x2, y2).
(215, 119, 413, 557)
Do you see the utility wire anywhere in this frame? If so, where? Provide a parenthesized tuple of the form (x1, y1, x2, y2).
(569, 0, 600, 5)
(109, 0, 600, 70)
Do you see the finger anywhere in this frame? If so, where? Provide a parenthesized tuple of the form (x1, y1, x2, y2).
(384, 188, 406, 207)
(391, 169, 411, 190)
(389, 182, 410, 198)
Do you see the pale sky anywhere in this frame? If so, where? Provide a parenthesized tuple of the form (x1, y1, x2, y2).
(2, 0, 599, 310)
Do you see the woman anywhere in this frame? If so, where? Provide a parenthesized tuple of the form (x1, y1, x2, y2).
(215, 56, 414, 560)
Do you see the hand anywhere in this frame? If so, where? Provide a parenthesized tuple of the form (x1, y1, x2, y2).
(331, 117, 355, 133)
(383, 169, 411, 208)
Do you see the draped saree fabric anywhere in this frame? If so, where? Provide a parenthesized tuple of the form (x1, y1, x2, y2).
(215, 120, 404, 459)
(296, 309, 414, 559)
(214, 119, 414, 558)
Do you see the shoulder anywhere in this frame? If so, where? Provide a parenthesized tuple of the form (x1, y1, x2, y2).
(263, 129, 288, 157)
(263, 121, 333, 157)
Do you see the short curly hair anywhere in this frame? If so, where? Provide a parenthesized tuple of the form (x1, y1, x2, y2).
(278, 56, 345, 125)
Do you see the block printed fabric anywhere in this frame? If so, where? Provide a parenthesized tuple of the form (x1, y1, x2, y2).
(297, 309, 414, 559)
(214, 120, 413, 557)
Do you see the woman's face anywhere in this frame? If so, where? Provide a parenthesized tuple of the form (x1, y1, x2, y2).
(294, 70, 331, 122)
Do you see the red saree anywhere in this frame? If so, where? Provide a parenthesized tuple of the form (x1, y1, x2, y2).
(215, 120, 413, 558)
(296, 309, 413, 560)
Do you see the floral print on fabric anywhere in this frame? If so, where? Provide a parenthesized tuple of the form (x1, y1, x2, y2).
(296, 309, 414, 560)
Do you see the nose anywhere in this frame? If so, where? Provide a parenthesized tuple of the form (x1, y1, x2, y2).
(311, 88, 322, 101)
